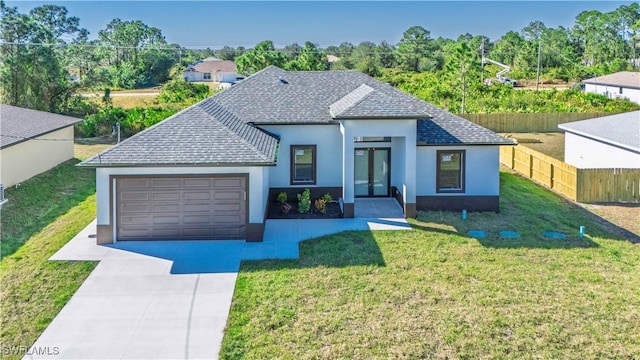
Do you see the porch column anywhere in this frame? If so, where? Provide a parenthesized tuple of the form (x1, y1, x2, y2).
(403, 132, 417, 218)
(340, 122, 355, 217)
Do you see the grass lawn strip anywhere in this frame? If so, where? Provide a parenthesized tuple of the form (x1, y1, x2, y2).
(220, 171, 640, 359)
(0, 196, 97, 359)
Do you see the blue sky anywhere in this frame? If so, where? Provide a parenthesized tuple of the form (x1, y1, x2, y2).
(7, 1, 634, 48)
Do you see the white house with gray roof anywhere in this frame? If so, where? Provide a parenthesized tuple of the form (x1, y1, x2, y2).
(559, 111, 640, 169)
(81, 66, 514, 243)
(582, 72, 640, 104)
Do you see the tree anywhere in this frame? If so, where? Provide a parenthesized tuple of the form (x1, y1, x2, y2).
(377, 41, 396, 68)
(395, 26, 432, 72)
(235, 40, 287, 75)
(0, 1, 83, 111)
(285, 42, 328, 71)
(445, 41, 480, 113)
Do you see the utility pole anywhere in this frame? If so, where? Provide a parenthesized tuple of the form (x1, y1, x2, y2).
(461, 61, 466, 114)
(536, 38, 542, 91)
(480, 38, 484, 84)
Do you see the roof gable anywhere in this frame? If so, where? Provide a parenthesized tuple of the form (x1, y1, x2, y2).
(1, 104, 81, 149)
(559, 111, 640, 152)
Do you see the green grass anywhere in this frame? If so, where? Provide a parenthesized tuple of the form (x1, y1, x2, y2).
(220, 171, 640, 359)
(0, 159, 96, 258)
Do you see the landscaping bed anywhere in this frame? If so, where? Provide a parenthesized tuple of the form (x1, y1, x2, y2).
(267, 200, 343, 219)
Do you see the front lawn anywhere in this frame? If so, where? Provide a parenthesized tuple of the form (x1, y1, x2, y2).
(221, 171, 640, 359)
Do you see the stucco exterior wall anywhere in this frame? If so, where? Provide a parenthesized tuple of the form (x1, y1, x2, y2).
(95, 166, 270, 237)
(259, 124, 344, 188)
(0, 126, 75, 187)
(584, 83, 640, 104)
(564, 132, 640, 168)
(416, 145, 500, 196)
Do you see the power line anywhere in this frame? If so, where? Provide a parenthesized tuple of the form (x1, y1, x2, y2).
(1, 134, 74, 142)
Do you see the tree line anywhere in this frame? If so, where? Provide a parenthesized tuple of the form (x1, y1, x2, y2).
(1, 1, 638, 116)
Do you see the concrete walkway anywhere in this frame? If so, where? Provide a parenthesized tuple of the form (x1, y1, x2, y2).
(26, 217, 410, 359)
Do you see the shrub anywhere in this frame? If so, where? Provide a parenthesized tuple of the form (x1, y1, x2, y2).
(276, 192, 287, 204)
(297, 188, 311, 214)
(314, 198, 327, 214)
(321, 192, 333, 203)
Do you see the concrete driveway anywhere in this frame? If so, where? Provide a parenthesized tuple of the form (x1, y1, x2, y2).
(25, 217, 410, 359)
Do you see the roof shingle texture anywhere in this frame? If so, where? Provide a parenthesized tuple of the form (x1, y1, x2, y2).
(559, 111, 640, 152)
(1, 104, 81, 149)
(187, 59, 237, 74)
(582, 71, 640, 89)
(82, 65, 511, 166)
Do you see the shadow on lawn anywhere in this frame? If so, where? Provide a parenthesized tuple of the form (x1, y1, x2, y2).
(243, 231, 387, 272)
(410, 222, 600, 249)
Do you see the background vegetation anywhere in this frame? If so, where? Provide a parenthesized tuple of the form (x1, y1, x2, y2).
(1, 1, 638, 135)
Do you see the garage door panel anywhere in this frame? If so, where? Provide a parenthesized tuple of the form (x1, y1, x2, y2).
(121, 204, 149, 213)
(122, 192, 149, 201)
(152, 178, 180, 188)
(214, 203, 241, 212)
(152, 215, 181, 225)
(120, 216, 150, 225)
(153, 192, 180, 201)
(152, 204, 181, 212)
(117, 176, 246, 241)
(214, 178, 244, 187)
(183, 203, 211, 212)
(214, 191, 242, 200)
(121, 179, 150, 188)
(183, 178, 212, 187)
(184, 192, 211, 200)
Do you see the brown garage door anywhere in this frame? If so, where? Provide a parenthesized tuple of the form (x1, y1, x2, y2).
(116, 175, 247, 240)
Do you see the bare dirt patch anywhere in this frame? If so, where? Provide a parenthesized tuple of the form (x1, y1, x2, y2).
(580, 203, 640, 237)
(501, 132, 565, 160)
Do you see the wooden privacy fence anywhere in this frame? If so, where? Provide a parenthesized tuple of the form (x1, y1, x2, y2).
(500, 145, 640, 203)
(461, 112, 616, 133)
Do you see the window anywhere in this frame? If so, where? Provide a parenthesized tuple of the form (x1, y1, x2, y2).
(290, 145, 316, 184)
(620, 87, 624, 94)
(203, 72, 211, 80)
(436, 150, 465, 193)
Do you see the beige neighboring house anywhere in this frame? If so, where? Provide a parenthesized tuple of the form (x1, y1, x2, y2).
(183, 57, 239, 83)
(0, 104, 81, 190)
(582, 71, 640, 104)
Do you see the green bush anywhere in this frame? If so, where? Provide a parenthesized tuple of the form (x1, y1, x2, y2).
(297, 189, 311, 214)
(314, 198, 327, 214)
(276, 192, 288, 204)
(321, 192, 333, 203)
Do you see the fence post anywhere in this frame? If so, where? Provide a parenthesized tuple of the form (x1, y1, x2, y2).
(529, 154, 534, 178)
(550, 163, 554, 189)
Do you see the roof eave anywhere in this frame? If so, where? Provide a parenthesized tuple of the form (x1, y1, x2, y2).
(417, 141, 516, 146)
(77, 161, 278, 168)
(581, 80, 640, 90)
(333, 114, 431, 120)
(559, 126, 640, 153)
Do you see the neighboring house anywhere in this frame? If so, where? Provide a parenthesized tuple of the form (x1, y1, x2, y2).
(582, 71, 640, 104)
(183, 57, 239, 83)
(81, 66, 513, 244)
(327, 55, 341, 63)
(559, 111, 640, 169)
(1, 104, 80, 188)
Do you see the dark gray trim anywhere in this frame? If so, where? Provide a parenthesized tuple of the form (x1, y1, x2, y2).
(417, 195, 499, 212)
(417, 142, 515, 146)
(290, 144, 317, 185)
(343, 202, 354, 218)
(333, 115, 428, 120)
(436, 150, 466, 194)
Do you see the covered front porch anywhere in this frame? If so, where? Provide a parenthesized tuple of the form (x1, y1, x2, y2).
(339, 119, 417, 218)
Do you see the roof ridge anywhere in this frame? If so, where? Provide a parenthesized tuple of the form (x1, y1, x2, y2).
(331, 84, 377, 117)
(197, 100, 275, 162)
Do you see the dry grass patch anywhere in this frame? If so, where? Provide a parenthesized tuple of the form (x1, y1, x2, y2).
(221, 172, 640, 359)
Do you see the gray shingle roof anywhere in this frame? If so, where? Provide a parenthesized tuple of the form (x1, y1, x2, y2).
(1, 104, 81, 149)
(558, 111, 640, 152)
(212, 66, 434, 123)
(82, 65, 511, 167)
(80, 100, 278, 167)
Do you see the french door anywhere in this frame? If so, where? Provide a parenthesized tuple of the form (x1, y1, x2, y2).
(354, 148, 390, 197)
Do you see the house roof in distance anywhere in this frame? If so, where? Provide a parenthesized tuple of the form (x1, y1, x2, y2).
(559, 111, 640, 152)
(186, 59, 237, 74)
(582, 71, 640, 89)
(0, 104, 81, 149)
